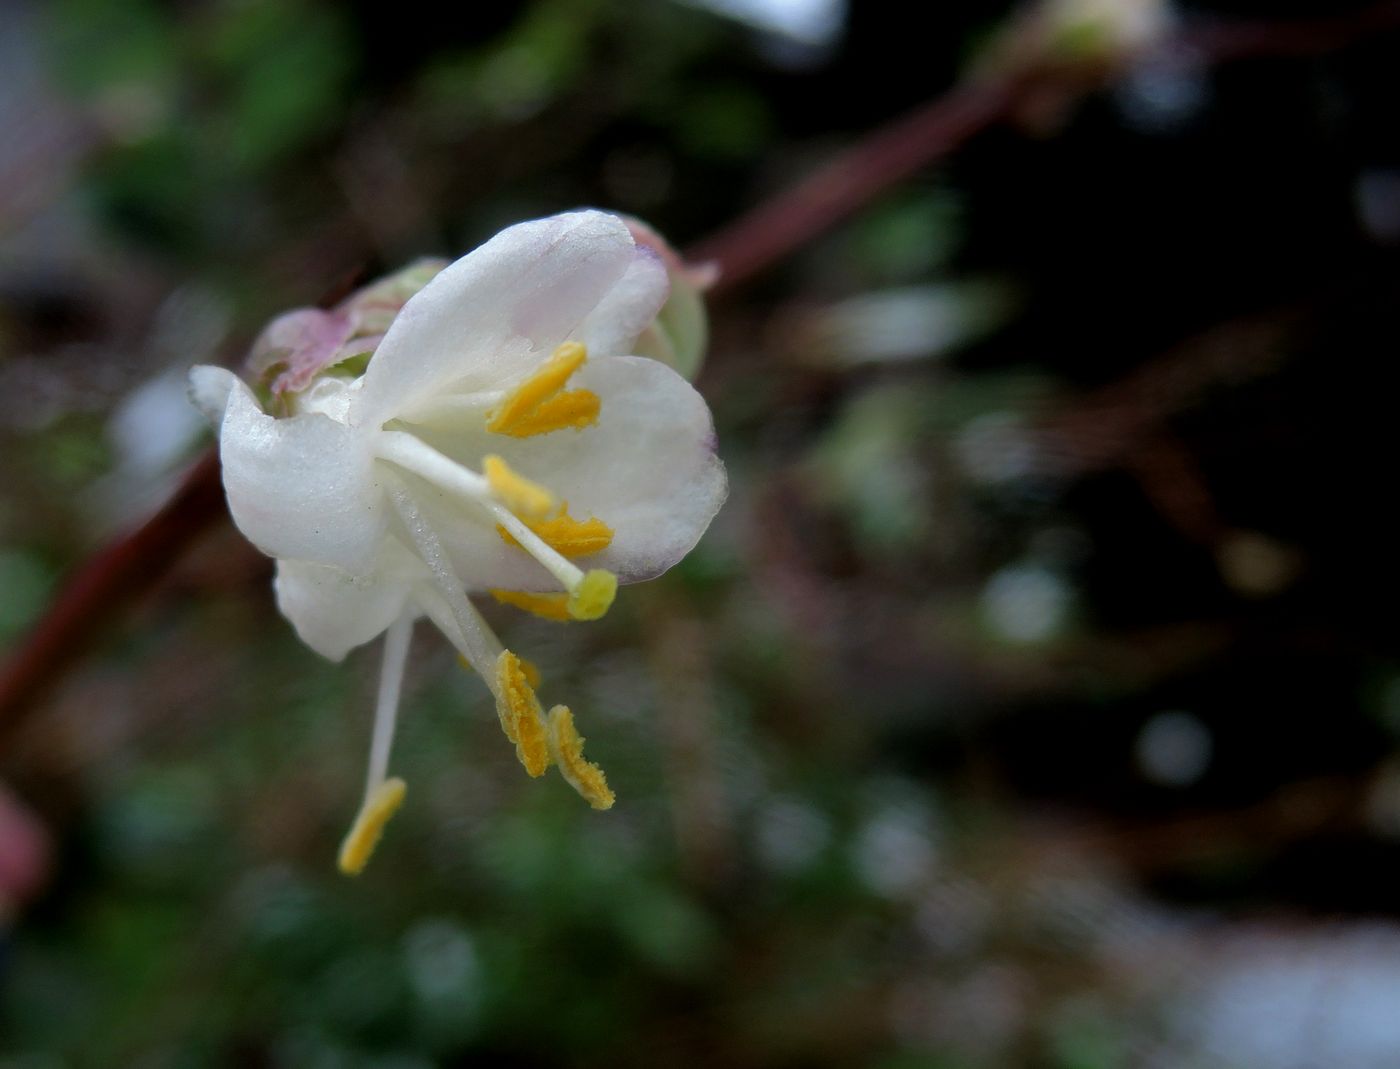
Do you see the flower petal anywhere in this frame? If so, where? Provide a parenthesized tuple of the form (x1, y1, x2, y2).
(188, 364, 239, 426)
(523, 355, 727, 583)
(246, 307, 354, 396)
(218, 375, 387, 574)
(356, 211, 639, 428)
(409, 355, 726, 590)
(576, 248, 669, 359)
(273, 541, 423, 661)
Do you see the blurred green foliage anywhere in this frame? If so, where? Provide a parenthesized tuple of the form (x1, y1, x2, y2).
(6, 0, 1400, 1066)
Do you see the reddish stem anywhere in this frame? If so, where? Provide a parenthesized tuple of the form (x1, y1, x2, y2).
(695, 77, 1019, 296)
(0, 451, 226, 741)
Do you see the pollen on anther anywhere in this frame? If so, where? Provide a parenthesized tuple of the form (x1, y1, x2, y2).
(567, 569, 617, 621)
(485, 340, 600, 438)
(337, 777, 407, 876)
(547, 705, 615, 810)
(490, 588, 573, 622)
(483, 455, 556, 519)
(494, 390, 599, 437)
(494, 650, 552, 776)
(497, 506, 614, 558)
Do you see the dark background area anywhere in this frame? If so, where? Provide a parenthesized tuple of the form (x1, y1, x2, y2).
(4, 0, 1400, 1065)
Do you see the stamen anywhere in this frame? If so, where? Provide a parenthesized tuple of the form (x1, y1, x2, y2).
(568, 569, 617, 621)
(483, 455, 556, 520)
(497, 505, 614, 558)
(338, 778, 407, 875)
(424, 588, 512, 741)
(491, 390, 599, 438)
(495, 650, 552, 776)
(335, 610, 414, 877)
(547, 706, 615, 810)
(490, 589, 573, 621)
(385, 478, 503, 694)
(460, 649, 540, 687)
(380, 433, 584, 588)
(368, 611, 414, 783)
(485, 341, 600, 437)
(395, 390, 504, 427)
(378, 434, 618, 622)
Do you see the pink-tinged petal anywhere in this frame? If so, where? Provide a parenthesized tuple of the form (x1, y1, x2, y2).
(622, 216, 720, 291)
(617, 217, 713, 380)
(247, 308, 356, 396)
(246, 259, 450, 399)
(342, 258, 450, 337)
(218, 377, 388, 575)
(355, 211, 638, 428)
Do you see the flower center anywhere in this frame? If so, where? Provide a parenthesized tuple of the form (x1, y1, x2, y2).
(373, 431, 616, 621)
(388, 340, 601, 435)
(485, 340, 601, 437)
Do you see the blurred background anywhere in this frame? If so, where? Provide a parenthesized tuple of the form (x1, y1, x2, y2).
(4, 0, 1400, 1065)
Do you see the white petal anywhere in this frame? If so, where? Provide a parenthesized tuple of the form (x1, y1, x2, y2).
(577, 248, 670, 358)
(355, 210, 637, 428)
(218, 375, 387, 574)
(407, 355, 726, 590)
(273, 540, 423, 661)
(188, 364, 238, 426)
(528, 355, 727, 582)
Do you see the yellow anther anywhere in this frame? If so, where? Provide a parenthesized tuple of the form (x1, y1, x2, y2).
(497, 505, 614, 558)
(494, 650, 551, 776)
(485, 341, 600, 437)
(492, 390, 600, 438)
(490, 588, 573, 622)
(460, 650, 540, 687)
(567, 569, 617, 621)
(547, 705, 615, 810)
(337, 777, 407, 876)
(483, 455, 556, 519)
(514, 706, 551, 775)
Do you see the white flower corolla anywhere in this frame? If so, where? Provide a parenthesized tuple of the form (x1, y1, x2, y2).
(189, 211, 727, 875)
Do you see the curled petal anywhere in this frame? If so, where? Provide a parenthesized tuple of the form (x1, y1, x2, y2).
(341, 257, 450, 337)
(218, 376, 387, 574)
(526, 355, 727, 583)
(189, 364, 240, 426)
(622, 216, 719, 292)
(620, 216, 713, 379)
(356, 211, 644, 428)
(576, 248, 669, 359)
(246, 308, 355, 397)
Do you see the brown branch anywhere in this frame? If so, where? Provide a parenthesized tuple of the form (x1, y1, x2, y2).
(0, 451, 226, 744)
(1181, 0, 1400, 62)
(694, 1, 1400, 296)
(3, 2, 1399, 740)
(694, 77, 1020, 297)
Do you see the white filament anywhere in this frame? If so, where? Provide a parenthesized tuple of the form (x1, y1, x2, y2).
(366, 611, 413, 798)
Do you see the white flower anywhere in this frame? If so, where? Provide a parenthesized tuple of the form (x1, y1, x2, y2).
(189, 210, 727, 874)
